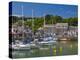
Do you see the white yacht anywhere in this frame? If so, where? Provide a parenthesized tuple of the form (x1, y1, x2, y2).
(39, 33, 58, 45)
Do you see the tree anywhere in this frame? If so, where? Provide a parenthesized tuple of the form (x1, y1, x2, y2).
(63, 17, 78, 26)
(54, 16, 63, 23)
(45, 14, 53, 24)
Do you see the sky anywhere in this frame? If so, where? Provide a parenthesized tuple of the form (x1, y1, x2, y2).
(9, 1, 78, 18)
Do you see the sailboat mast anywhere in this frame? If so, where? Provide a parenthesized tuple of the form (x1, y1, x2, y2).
(22, 5, 24, 26)
(44, 14, 45, 27)
(43, 14, 45, 39)
(32, 9, 34, 40)
(52, 16, 53, 35)
(21, 5, 24, 40)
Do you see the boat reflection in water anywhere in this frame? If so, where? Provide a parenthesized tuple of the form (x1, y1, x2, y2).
(11, 40, 78, 58)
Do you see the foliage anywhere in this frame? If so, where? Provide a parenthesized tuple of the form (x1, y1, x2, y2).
(11, 15, 78, 31)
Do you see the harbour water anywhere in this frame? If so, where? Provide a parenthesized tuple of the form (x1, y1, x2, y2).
(11, 40, 78, 58)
